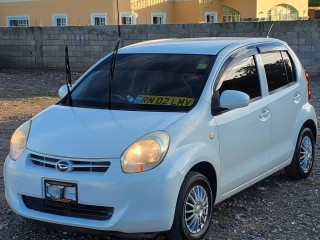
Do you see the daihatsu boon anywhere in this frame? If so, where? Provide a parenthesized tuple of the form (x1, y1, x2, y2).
(4, 38, 317, 240)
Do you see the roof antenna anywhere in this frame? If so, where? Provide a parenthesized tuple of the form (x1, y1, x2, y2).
(265, 23, 274, 38)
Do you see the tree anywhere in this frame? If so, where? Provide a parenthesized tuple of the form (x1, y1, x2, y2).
(309, 0, 320, 7)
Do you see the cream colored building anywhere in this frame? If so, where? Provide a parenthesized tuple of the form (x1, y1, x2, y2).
(0, 0, 309, 27)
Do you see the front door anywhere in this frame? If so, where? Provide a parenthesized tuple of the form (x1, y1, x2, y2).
(216, 98, 271, 194)
(213, 51, 271, 195)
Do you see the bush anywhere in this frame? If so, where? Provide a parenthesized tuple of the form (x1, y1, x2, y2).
(309, 0, 320, 7)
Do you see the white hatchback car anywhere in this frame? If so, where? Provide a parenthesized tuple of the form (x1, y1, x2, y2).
(4, 38, 317, 240)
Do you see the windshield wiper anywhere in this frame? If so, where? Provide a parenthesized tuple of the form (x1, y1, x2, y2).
(107, 0, 121, 110)
(65, 45, 73, 106)
(108, 40, 120, 109)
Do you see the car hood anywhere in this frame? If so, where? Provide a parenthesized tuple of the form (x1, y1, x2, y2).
(27, 105, 185, 159)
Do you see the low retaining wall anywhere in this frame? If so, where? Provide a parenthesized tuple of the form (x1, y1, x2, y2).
(0, 20, 319, 75)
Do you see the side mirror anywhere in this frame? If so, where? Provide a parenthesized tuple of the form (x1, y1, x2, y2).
(220, 90, 250, 109)
(58, 85, 68, 99)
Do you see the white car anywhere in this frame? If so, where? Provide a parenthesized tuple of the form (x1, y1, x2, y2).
(4, 38, 317, 240)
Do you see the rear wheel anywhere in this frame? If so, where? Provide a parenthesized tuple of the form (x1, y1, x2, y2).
(167, 171, 213, 240)
(285, 128, 315, 179)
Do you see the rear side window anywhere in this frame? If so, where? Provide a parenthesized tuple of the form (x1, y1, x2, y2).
(281, 51, 295, 84)
(261, 51, 295, 92)
(219, 56, 261, 99)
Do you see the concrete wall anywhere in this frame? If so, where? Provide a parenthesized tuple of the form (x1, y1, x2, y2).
(0, 20, 320, 75)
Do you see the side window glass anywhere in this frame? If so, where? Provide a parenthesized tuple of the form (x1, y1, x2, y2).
(281, 51, 295, 84)
(219, 56, 261, 99)
(261, 52, 287, 92)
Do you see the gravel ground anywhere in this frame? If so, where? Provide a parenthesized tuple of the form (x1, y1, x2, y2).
(0, 69, 319, 240)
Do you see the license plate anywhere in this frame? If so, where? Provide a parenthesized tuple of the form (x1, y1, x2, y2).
(45, 180, 77, 203)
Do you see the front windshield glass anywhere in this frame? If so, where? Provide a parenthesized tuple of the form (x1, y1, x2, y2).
(59, 54, 216, 112)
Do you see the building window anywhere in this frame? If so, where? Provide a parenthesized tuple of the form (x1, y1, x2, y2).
(151, 13, 166, 24)
(52, 14, 67, 26)
(205, 12, 218, 23)
(267, 4, 299, 21)
(120, 13, 136, 25)
(91, 14, 107, 26)
(6, 16, 30, 27)
(223, 6, 240, 23)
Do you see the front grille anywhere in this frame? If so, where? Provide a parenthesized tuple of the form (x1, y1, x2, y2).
(22, 195, 114, 221)
(30, 154, 111, 173)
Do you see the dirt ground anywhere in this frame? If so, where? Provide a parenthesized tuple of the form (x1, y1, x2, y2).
(0, 69, 320, 240)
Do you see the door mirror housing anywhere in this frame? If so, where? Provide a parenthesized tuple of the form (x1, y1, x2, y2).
(58, 85, 68, 99)
(220, 90, 250, 109)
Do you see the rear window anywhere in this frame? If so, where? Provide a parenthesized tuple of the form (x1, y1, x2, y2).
(60, 54, 216, 112)
(261, 51, 295, 92)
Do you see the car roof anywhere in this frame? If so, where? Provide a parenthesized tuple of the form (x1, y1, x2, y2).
(119, 37, 285, 55)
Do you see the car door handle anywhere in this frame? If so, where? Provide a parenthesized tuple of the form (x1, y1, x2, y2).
(259, 108, 270, 121)
(293, 92, 301, 104)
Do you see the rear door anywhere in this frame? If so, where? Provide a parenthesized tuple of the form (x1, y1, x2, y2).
(214, 46, 272, 195)
(257, 44, 302, 167)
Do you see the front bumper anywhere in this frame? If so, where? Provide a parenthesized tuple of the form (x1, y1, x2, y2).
(4, 150, 184, 233)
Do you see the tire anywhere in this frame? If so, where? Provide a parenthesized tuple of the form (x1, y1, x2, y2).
(166, 171, 213, 240)
(285, 127, 315, 179)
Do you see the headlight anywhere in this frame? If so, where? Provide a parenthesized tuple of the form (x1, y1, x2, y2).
(9, 120, 31, 160)
(120, 131, 170, 173)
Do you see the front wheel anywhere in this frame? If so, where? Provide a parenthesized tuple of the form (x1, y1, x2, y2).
(285, 127, 315, 179)
(166, 172, 213, 240)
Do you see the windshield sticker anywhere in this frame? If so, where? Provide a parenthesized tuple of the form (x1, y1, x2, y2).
(127, 95, 135, 103)
(196, 63, 208, 70)
(134, 95, 195, 107)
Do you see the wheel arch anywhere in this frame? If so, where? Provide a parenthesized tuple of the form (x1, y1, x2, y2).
(189, 161, 217, 203)
(302, 119, 317, 142)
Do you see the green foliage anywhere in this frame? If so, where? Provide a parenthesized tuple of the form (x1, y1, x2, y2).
(309, 0, 320, 7)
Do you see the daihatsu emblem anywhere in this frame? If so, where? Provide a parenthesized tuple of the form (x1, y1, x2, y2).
(56, 160, 72, 173)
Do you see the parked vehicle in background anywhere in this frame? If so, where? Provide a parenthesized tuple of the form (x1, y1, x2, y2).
(4, 37, 317, 240)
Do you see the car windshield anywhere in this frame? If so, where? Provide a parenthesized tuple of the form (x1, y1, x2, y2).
(59, 53, 216, 112)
